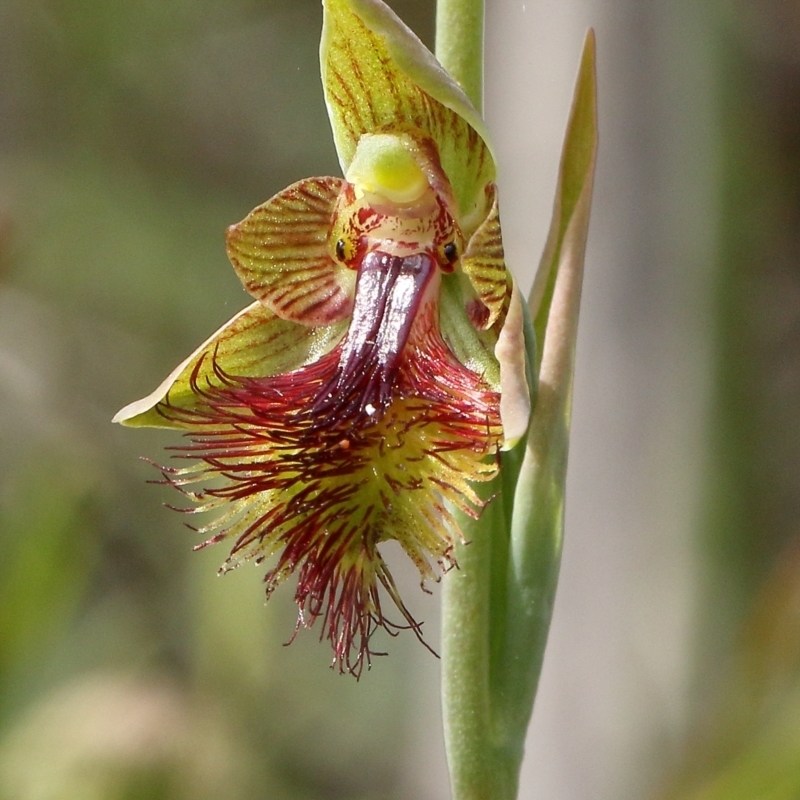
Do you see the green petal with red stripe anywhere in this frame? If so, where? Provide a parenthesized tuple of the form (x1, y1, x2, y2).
(112, 302, 348, 429)
(321, 0, 495, 232)
(226, 177, 356, 326)
(461, 183, 510, 331)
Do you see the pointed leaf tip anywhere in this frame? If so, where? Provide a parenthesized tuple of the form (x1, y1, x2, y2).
(529, 28, 598, 348)
(560, 29, 598, 232)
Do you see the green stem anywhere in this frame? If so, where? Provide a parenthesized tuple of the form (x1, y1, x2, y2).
(436, 2, 506, 799)
(435, 0, 484, 111)
(440, 494, 498, 800)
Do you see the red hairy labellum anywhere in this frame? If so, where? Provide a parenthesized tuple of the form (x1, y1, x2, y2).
(158, 290, 501, 675)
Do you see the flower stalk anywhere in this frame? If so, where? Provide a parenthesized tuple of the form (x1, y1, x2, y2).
(435, 0, 501, 790)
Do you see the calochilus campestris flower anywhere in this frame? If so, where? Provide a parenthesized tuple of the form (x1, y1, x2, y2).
(115, 0, 530, 676)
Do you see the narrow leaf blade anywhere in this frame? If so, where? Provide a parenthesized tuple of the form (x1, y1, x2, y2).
(493, 26, 599, 763)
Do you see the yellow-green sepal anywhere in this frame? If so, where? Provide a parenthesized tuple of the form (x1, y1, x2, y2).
(321, 0, 496, 230)
(113, 302, 347, 428)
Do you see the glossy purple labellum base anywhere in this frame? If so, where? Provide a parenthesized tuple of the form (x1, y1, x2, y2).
(314, 250, 436, 422)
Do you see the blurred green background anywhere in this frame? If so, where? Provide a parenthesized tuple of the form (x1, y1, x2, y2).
(1, 1, 799, 799)
(0, 2, 439, 799)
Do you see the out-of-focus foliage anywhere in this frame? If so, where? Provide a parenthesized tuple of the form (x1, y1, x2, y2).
(649, 3, 800, 799)
(652, 546, 800, 800)
(0, 2, 435, 798)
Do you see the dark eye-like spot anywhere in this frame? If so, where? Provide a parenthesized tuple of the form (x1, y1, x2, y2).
(443, 242, 458, 264)
(335, 239, 347, 261)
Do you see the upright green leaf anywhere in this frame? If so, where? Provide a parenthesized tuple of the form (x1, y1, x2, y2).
(493, 26, 599, 789)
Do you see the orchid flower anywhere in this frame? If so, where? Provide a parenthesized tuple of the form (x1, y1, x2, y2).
(114, 0, 532, 677)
